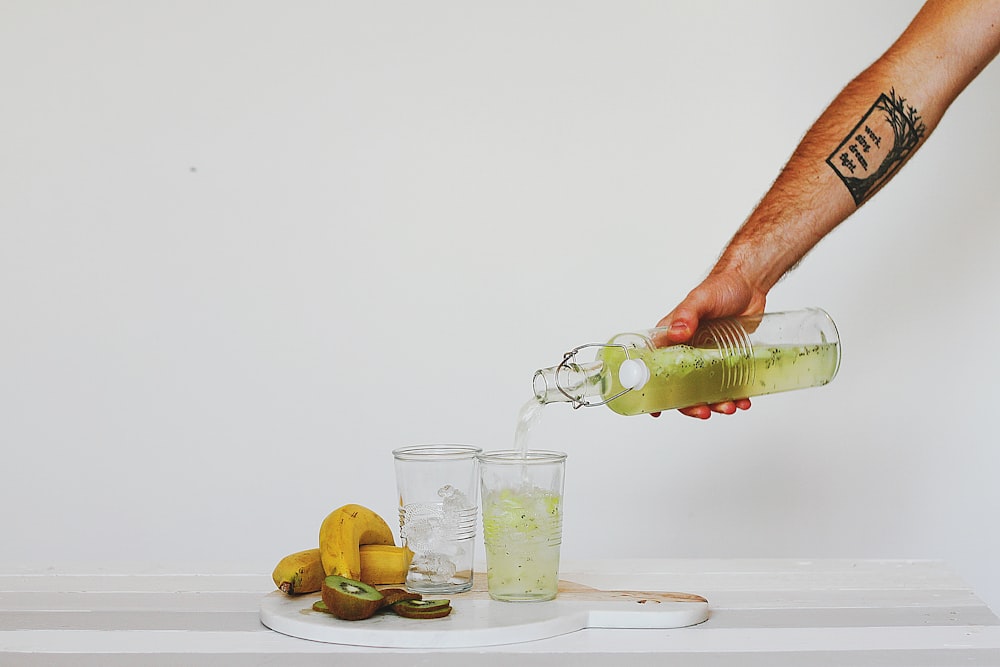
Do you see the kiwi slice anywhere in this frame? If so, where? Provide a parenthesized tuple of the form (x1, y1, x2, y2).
(391, 598, 452, 619)
(312, 599, 333, 614)
(378, 588, 422, 608)
(321, 575, 385, 621)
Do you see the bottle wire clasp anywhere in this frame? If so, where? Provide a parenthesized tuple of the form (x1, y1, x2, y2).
(556, 343, 636, 409)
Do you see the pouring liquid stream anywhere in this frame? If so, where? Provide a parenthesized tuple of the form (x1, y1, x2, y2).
(513, 397, 546, 483)
(514, 397, 545, 456)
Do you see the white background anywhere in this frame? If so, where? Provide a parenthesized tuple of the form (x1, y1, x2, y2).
(3, 1, 999, 611)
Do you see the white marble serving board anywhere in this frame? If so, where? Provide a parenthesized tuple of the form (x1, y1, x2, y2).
(259, 580, 709, 648)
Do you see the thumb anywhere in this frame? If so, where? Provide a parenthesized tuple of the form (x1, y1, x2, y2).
(655, 306, 701, 345)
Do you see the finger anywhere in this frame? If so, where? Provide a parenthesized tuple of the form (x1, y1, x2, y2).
(710, 399, 752, 414)
(655, 310, 700, 346)
(710, 401, 738, 415)
(679, 405, 712, 420)
(657, 287, 725, 343)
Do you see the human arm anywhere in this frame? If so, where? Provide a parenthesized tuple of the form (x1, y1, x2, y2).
(655, 0, 1000, 419)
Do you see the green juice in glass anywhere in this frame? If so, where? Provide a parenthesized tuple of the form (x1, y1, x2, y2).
(481, 486, 562, 602)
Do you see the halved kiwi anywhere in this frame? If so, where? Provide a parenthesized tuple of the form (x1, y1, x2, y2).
(391, 598, 452, 619)
(321, 575, 385, 621)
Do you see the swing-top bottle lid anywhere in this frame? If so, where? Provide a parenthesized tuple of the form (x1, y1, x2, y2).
(618, 358, 650, 391)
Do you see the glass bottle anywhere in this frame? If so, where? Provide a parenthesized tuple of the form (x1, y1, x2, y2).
(532, 308, 840, 416)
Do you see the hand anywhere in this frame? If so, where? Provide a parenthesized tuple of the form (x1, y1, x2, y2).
(651, 271, 767, 419)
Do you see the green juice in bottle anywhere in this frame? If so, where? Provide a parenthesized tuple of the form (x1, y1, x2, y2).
(533, 308, 841, 416)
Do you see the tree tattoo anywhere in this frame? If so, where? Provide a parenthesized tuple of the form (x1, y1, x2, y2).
(826, 89, 926, 206)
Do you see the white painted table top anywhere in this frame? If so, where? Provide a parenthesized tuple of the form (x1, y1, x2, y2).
(2, 559, 999, 666)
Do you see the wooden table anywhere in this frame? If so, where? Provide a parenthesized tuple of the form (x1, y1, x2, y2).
(2, 559, 999, 665)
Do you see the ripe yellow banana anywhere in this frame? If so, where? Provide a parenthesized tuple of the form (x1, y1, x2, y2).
(271, 543, 412, 592)
(272, 548, 325, 595)
(358, 544, 414, 585)
(319, 504, 396, 579)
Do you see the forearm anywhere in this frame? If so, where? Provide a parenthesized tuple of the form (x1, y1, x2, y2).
(712, 0, 1000, 294)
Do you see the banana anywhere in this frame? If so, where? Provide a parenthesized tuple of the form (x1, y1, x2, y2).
(319, 504, 396, 579)
(272, 548, 325, 595)
(359, 544, 414, 585)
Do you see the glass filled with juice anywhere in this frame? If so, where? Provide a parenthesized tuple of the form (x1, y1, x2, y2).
(478, 450, 566, 602)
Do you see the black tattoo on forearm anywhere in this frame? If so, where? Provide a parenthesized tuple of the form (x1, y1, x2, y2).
(827, 89, 926, 206)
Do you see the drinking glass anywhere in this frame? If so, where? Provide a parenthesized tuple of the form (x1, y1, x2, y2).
(478, 450, 567, 602)
(392, 444, 481, 594)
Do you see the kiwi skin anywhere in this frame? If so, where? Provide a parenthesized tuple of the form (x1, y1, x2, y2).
(314, 597, 453, 620)
(378, 588, 422, 607)
(312, 580, 451, 621)
(313, 590, 419, 615)
(321, 575, 385, 621)
(392, 599, 453, 619)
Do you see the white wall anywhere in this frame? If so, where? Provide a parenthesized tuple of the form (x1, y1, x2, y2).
(4, 1, 1000, 610)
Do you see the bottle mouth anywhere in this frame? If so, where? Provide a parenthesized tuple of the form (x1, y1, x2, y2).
(533, 358, 610, 408)
(532, 369, 557, 402)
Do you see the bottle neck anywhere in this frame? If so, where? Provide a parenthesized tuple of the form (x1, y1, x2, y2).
(533, 360, 605, 407)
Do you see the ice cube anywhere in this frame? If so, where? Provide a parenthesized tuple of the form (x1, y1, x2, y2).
(439, 484, 471, 528)
(401, 504, 446, 552)
(409, 552, 457, 584)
